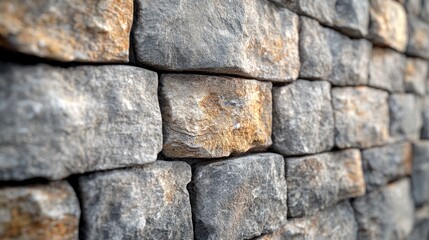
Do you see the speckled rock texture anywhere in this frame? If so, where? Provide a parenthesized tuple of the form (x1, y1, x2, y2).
(389, 94, 422, 141)
(404, 57, 428, 96)
(0, 181, 80, 240)
(369, 47, 406, 92)
(191, 153, 287, 240)
(78, 161, 193, 240)
(412, 141, 429, 206)
(0, 64, 162, 180)
(407, 15, 429, 59)
(0, 0, 132, 62)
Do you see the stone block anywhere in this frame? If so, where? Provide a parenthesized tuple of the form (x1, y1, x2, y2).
(407, 15, 429, 59)
(422, 96, 429, 139)
(389, 94, 422, 141)
(404, 57, 428, 95)
(412, 141, 429, 206)
(0, 64, 162, 180)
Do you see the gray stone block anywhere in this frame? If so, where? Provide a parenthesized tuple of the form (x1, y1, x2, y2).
(412, 141, 429, 206)
(389, 94, 422, 141)
(369, 47, 406, 92)
(422, 96, 429, 139)
(407, 15, 429, 59)
(404, 57, 428, 96)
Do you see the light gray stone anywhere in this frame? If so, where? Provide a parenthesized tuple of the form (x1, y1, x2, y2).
(332, 87, 389, 148)
(421, 0, 429, 22)
(191, 153, 287, 240)
(422, 96, 429, 139)
(286, 149, 365, 217)
(362, 142, 412, 192)
(352, 179, 415, 240)
(133, 0, 299, 82)
(368, 47, 406, 92)
(333, 0, 369, 38)
(78, 161, 193, 240)
(256, 201, 358, 240)
(404, 58, 428, 95)
(405, 0, 421, 16)
(412, 141, 429, 206)
(272, 80, 334, 156)
(160, 74, 272, 158)
(389, 94, 422, 141)
(409, 220, 429, 240)
(298, 17, 332, 80)
(0, 181, 80, 240)
(407, 15, 429, 59)
(0, 64, 162, 180)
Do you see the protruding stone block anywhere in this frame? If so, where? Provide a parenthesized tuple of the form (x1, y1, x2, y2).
(79, 161, 193, 240)
(0, 64, 162, 180)
(362, 142, 412, 192)
(191, 153, 287, 240)
(412, 141, 429, 206)
(0, 0, 132, 62)
(389, 94, 422, 141)
(133, 0, 299, 82)
(369, 47, 406, 92)
(407, 15, 429, 59)
(286, 149, 365, 217)
(0, 182, 80, 240)
(160, 74, 272, 158)
(404, 58, 428, 95)
(332, 87, 389, 148)
(272, 80, 334, 156)
(353, 179, 415, 240)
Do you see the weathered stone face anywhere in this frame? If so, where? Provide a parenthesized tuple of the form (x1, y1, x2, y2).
(422, 97, 429, 139)
(369, 47, 406, 92)
(412, 141, 429, 206)
(191, 153, 287, 240)
(368, 0, 408, 52)
(0, 64, 162, 180)
(78, 161, 193, 240)
(404, 58, 428, 96)
(389, 94, 422, 141)
(0, 182, 80, 240)
(286, 149, 365, 217)
(272, 80, 334, 156)
(0, 0, 132, 62)
(256, 201, 358, 240)
(332, 87, 389, 149)
(133, 0, 299, 82)
(405, 0, 421, 16)
(352, 179, 415, 240)
(407, 15, 429, 59)
(362, 143, 412, 192)
(160, 74, 272, 158)
(421, 0, 429, 22)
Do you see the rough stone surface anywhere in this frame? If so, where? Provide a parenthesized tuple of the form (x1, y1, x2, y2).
(79, 161, 193, 240)
(0, 64, 162, 180)
(160, 74, 272, 158)
(0, 181, 80, 240)
(404, 57, 428, 95)
(133, 0, 299, 82)
(409, 220, 429, 240)
(332, 87, 389, 148)
(286, 149, 365, 217)
(362, 142, 412, 192)
(327, 30, 372, 86)
(0, 0, 132, 62)
(422, 97, 429, 139)
(421, 0, 429, 22)
(368, 47, 406, 92)
(368, 0, 408, 52)
(389, 94, 422, 141)
(299, 17, 332, 80)
(191, 153, 287, 240)
(405, 0, 421, 16)
(412, 141, 429, 206)
(333, 0, 370, 38)
(352, 179, 415, 240)
(407, 15, 429, 59)
(256, 201, 358, 240)
(272, 80, 334, 156)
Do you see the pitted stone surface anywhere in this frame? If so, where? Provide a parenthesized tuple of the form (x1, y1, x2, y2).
(404, 58, 428, 96)
(79, 161, 193, 240)
(389, 94, 422, 141)
(332, 87, 389, 149)
(352, 179, 415, 240)
(407, 15, 429, 59)
(0, 0, 132, 62)
(362, 142, 412, 192)
(272, 80, 334, 156)
(369, 47, 406, 92)
(133, 0, 299, 82)
(0, 181, 80, 240)
(191, 153, 287, 240)
(160, 74, 272, 158)
(286, 149, 365, 217)
(0, 64, 162, 180)
(412, 141, 429, 206)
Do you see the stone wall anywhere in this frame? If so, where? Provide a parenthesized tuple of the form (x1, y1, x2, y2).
(0, 0, 428, 239)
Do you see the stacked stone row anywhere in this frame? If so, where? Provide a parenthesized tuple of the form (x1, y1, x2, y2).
(0, 0, 429, 239)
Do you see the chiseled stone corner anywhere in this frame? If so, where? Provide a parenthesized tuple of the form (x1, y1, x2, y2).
(404, 58, 428, 96)
(389, 94, 422, 141)
(272, 80, 334, 156)
(191, 153, 287, 240)
(412, 141, 429, 206)
(332, 87, 389, 149)
(368, 0, 408, 52)
(407, 14, 429, 59)
(256, 201, 358, 240)
(286, 149, 365, 217)
(0, 0, 132, 62)
(352, 178, 415, 240)
(160, 74, 272, 158)
(362, 142, 412, 192)
(78, 161, 193, 240)
(422, 97, 429, 139)
(0, 64, 162, 180)
(133, 0, 299, 82)
(369, 47, 406, 92)
(0, 181, 80, 239)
